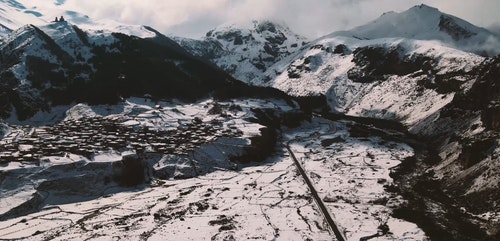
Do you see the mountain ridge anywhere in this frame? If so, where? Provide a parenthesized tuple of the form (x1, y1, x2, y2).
(329, 4, 500, 56)
(0, 20, 242, 120)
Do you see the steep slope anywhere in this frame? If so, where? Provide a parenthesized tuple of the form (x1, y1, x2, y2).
(411, 55, 500, 211)
(0, 21, 240, 120)
(390, 56, 500, 240)
(174, 20, 308, 83)
(0, 119, 8, 138)
(257, 34, 484, 127)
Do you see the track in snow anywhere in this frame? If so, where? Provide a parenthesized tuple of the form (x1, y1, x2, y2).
(286, 141, 346, 241)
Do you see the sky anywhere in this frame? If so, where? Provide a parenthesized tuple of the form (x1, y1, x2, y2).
(18, 0, 500, 39)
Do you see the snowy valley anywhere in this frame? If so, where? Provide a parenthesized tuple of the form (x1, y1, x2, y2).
(0, 1, 499, 240)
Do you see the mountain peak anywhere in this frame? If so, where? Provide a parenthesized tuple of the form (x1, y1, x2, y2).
(205, 19, 294, 38)
(254, 20, 283, 34)
(173, 19, 307, 83)
(330, 4, 500, 56)
(204, 19, 306, 50)
(413, 3, 439, 11)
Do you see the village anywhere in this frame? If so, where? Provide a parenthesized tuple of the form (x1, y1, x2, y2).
(0, 115, 244, 164)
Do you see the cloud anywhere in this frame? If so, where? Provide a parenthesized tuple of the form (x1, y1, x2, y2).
(488, 23, 500, 37)
(18, 0, 500, 39)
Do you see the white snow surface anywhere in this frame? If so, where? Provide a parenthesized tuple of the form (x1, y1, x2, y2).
(286, 118, 426, 240)
(0, 99, 427, 240)
(0, 0, 47, 37)
(0, 0, 157, 42)
(331, 4, 500, 56)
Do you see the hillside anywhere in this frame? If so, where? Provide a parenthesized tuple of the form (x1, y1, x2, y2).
(0, 20, 241, 121)
(174, 20, 307, 83)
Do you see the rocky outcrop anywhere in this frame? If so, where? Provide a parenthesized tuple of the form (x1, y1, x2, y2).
(0, 120, 8, 139)
(113, 152, 147, 186)
(347, 46, 430, 83)
(403, 56, 500, 239)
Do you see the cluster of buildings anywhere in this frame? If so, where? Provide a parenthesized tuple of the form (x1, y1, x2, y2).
(0, 116, 243, 164)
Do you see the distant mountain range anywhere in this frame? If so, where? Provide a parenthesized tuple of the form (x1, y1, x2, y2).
(173, 4, 499, 86)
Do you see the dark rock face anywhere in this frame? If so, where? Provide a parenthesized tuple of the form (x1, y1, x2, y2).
(333, 44, 351, 55)
(256, 21, 277, 34)
(114, 153, 146, 187)
(0, 121, 7, 138)
(417, 70, 478, 94)
(257, 21, 287, 46)
(215, 29, 245, 42)
(0, 70, 47, 120)
(285, 44, 337, 79)
(458, 138, 497, 168)
(233, 35, 243, 45)
(439, 15, 477, 41)
(347, 46, 429, 83)
(407, 56, 500, 239)
(263, 42, 279, 57)
(175, 38, 225, 60)
(453, 57, 500, 129)
(238, 127, 277, 163)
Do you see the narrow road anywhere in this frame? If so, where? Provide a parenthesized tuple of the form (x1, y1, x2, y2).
(286, 141, 346, 241)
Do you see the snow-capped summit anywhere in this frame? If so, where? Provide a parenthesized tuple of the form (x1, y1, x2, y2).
(0, 0, 159, 40)
(0, 0, 47, 36)
(205, 20, 303, 45)
(174, 20, 308, 83)
(331, 4, 500, 56)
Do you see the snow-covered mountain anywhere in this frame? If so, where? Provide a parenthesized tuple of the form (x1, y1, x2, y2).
(254, 4, 494, 127)
(332, 4, 500, 56)
(174, 20, 308, 83)
(0, 2, 499, 240)
(0, 19, 241, 120)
